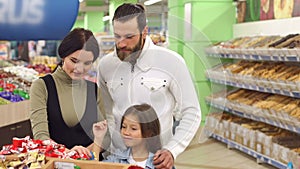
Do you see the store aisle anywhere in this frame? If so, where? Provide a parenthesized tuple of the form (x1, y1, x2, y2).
(174, 133, 277, 169)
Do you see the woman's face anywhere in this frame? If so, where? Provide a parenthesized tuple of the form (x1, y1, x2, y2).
(121, 114, 145, 148)
(62, 49, 94, 80)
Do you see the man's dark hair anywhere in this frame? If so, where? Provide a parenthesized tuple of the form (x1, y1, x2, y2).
(112, 3, 147, 33)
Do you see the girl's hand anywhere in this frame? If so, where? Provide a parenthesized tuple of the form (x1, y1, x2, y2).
(93, 120, 108, 146)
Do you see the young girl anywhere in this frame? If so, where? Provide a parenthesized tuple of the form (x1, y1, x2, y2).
(93, 104, 163, 169)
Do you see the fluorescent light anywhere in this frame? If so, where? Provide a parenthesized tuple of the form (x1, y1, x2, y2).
(144, 0, 162, 6)
(102, 15, 110, 22)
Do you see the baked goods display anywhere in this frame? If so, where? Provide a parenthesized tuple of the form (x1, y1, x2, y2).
(207, 60, 300, 99)
(206, 34, 300, 58)
(206, 34, 300, 167)
(206, 112, 300, 166)
(149, 33, 166, 45)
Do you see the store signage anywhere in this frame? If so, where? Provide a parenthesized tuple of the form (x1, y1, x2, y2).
(237, 0, 300, 23)
(0, 0, 79, 40)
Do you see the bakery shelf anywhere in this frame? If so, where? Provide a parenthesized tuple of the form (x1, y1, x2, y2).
(207, 78, 300, 99)
(204, 18, 300, 169)
(206, 99, 300, 134)
(206, 50, 300, 62)
(209, 133, 289, 169)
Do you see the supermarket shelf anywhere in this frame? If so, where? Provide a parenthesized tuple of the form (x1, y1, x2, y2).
(206, 52, 299, 62)
(100, 41, 115, 46)
(206, 100, 300, 134)
(233, 17, 300, 37)
(209, 133, 289, 169)
(208, 78, 300, 98)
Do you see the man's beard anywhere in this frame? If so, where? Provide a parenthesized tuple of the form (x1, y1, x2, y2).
(116, 36, 143, 65)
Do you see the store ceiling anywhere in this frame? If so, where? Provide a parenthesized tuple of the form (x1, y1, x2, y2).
(78, 0, 168, 20)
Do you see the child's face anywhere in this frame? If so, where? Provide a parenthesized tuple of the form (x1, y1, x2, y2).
(121, 114, 145, 148)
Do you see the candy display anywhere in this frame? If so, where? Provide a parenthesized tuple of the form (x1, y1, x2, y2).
(3, 66, 39, 82)
(0, 136, 140, 169)
(0, 97, 10, 105)
(0, 136, 93, 160)
(0, 91, 25, 102)
(0, 60, 14, 68)
(0, 64, 34, 104)
(27, 63, 53, 76)
(13, 89, 30, 100)
(0, 151, 46, 169)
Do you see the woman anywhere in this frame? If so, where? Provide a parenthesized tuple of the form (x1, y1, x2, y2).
(30, 28, 109, 158)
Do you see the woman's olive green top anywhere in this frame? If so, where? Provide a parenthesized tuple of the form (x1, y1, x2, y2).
(29, 66, 108, 145)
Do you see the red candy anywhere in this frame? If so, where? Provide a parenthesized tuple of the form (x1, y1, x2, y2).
(0, 136, 90, 160)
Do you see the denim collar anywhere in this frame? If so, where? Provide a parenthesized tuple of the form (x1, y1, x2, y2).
(116, 148, 155, 169)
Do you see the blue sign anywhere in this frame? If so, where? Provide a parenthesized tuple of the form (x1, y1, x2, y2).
(0, 0, 79, 40)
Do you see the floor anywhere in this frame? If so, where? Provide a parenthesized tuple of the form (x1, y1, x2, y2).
(174, 128, 277, 169)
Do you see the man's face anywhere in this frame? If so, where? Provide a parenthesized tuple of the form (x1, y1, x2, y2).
(113, 17, 146, 61)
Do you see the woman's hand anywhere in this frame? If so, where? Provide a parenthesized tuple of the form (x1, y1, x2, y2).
(67, 145, 92, 158)
(93, 120, 108, 146)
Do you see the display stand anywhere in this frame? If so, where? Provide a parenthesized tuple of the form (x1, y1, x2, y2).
(44, 158, 131, 169)
(209, 133, 287, 169)
(204, 17, 300, 169)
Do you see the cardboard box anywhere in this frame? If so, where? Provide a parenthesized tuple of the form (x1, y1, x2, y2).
(0, 100, 30, 127)
(44, 158, 132, 169)
(4, 155, 132, 169)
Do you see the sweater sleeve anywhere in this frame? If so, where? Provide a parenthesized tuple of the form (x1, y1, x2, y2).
(29, 78, 50, 140)
(97, 61, 115, 138)
(162, 54, 201, 159)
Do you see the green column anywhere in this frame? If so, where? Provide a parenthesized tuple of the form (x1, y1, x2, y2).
(84, 11, 104, 33)
(108, 0, 138, 34)
(168, 0, 235, 125)
(73, 19, 84, 29)
(168, 0, 184, 56)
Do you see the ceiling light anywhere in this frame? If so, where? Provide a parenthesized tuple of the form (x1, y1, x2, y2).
(144, 0, 162, 6)
(79, 0, 84, 3)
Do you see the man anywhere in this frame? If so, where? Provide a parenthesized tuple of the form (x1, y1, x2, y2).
(97, 3, 201, 169)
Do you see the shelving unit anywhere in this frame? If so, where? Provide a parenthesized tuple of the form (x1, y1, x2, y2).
(96, 35, 115, 58)
(209, 133, 288, 169)
(206, 99, 300, 134)
(208, 78, 300, 98)
(206, 51, 300, 62)
(0, 41, 10, 60)
(204, 18, 300, 169)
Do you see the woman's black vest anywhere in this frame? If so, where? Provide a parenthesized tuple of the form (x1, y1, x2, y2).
(41, 75, 98, 149)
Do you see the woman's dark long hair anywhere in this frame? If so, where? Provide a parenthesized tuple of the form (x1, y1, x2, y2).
(53, 28, 99, 72)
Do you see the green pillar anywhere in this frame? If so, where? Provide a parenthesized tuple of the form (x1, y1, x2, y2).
(108, 0, 138, 34)
(168, 0, 235, 125)
(84, 11, 104, 33)
(73, 19, 84, 29)
(168, 0, 184, 56)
